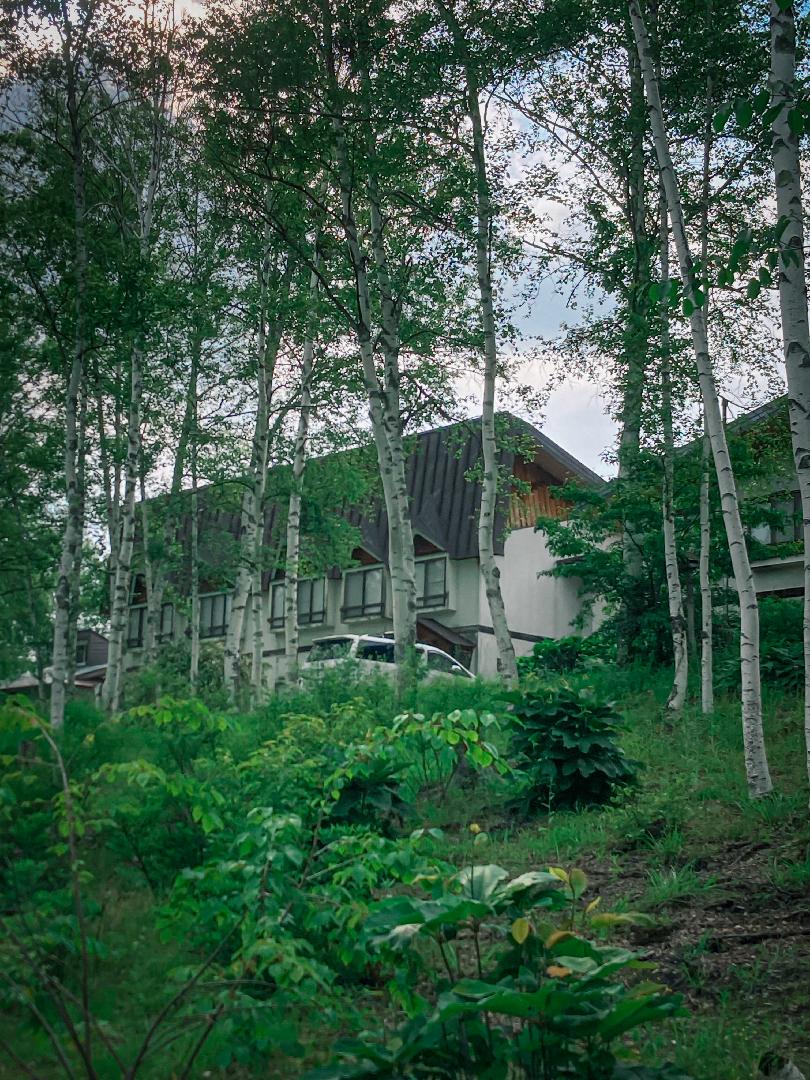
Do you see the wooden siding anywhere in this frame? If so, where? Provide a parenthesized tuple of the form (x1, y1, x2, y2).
(508, 486, 569, 530)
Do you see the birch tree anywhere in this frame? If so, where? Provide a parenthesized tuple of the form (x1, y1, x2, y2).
(102, 1, 178, 713)
(768, 0, 810, 789)
(658, 203, 688, 711)
(630, 0, 772, 796)
(436, 0, 518, 682)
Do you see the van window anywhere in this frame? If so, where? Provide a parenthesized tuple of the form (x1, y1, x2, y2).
(356, 641, 396, 664)
(425, 650, 456, 673)
(309, 638, 353, 662)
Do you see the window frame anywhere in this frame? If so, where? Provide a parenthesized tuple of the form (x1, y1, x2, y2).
(157, 602, 174, 642)
(342, 566, 386, 619)
(199, 591, 231, 639)
(75, 640, 88, 666)
(127, 605, 146, 649)
(270, 578, 327, 629)
(416, 556, 448, 609)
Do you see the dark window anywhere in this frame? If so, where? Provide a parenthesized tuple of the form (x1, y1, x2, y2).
(200, 593, 230, 638)
(158, 603, 174, 642)
(425, 648, 456, 673)
(271, 579, 327, 629)
(417, 557, 447, 609)
(308, 637, 353, 661)
(127, 606, 145, 648)
(343, 567, 385, 618)
(75, 641, 88, 666)
(356, 640, 395, 663)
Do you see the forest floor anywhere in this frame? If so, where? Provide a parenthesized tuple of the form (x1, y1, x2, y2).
(400, 683, 810, 1080)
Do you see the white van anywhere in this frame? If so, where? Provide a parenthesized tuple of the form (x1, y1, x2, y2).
(302, 635, 474, 681)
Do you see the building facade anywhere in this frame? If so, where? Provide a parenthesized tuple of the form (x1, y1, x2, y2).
(124, 415, 603, 686)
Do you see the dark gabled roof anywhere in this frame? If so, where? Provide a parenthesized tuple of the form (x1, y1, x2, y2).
(724, 395, 788, 434)
(339, 413, 602, 563)
(166, 413, 601, 584)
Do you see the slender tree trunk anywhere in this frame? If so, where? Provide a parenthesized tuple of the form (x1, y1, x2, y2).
(189, 387, 200, 693)
(365, 168, 418, 684)
(224, 251, 290, 702)
(698, 56, 715, 715)
(659, 200, 688, 711)
(66, 384, 88, 695)
(630, 0, 772, 796)
(51, 44, 89, 728)
(284, 333, 316, 685)
(139, 466, 161, 670)
(250, 529, 264, 703)
(769, 0, 810, 790)
(699, 418, 714, 712)
(102, 342, 144, 713)
(437, 0, 518, 682)
(321, 19, 417, 686)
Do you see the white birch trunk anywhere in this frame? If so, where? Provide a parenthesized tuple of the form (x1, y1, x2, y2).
(284, 333, 316, 685)
(630, 0, 772, 796)
(51, 45, 89, 728)
(699, 420, 714, 713)
(189, 408, 201, 693)
(250, 541, 264, 703)
(437, 0, 517, 682)
(322, 35, 417, 683)
(224, 252, 290, 702)
(659, 205, 688, 711)
(365, 172, 418, 679)
(102, 342, 144, 713)
(769, 0, 810, 791)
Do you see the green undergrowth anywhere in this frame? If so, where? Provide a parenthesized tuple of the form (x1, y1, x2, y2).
(1, 662, 808, 1079)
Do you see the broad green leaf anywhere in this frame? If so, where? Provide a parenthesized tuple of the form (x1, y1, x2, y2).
(511, 917, 531, 944)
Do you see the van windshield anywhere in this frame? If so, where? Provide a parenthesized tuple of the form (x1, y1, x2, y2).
(308, 638, 353, 662)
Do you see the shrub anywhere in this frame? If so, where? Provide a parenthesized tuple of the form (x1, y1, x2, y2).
(506, 683, 638, 812)
(517, 634, 612, 679)
(716, 597, 802, 694)
(308, 860, 686, 1080)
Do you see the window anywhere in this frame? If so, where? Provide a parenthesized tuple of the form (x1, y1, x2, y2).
(298, 578, 326, 625)
(771, 491, 801, 545)
(417, 557, 447, 608)
(127, 606, 145, 648)
(270, 579, 327, 629)
(308, 637, 353, 662)
(75, 641, 88, 666)
(200, 592, 230, 638)
(270, 583, 285, 628)
(424, 648, 456, 673)
(158, 603, 174, 642)
(343, 566, 385, 618)
(356, 640, 395, 663)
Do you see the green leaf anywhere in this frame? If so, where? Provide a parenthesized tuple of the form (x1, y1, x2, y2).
(511, 917, 531, 944)
(788, 108, 805, 136)
(682, 297, 694, 317)
(567, 867, 588, 900)
(713, 104, 732, 133)
(746, 279, 761, 300)
(734, 99, 753, 130)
